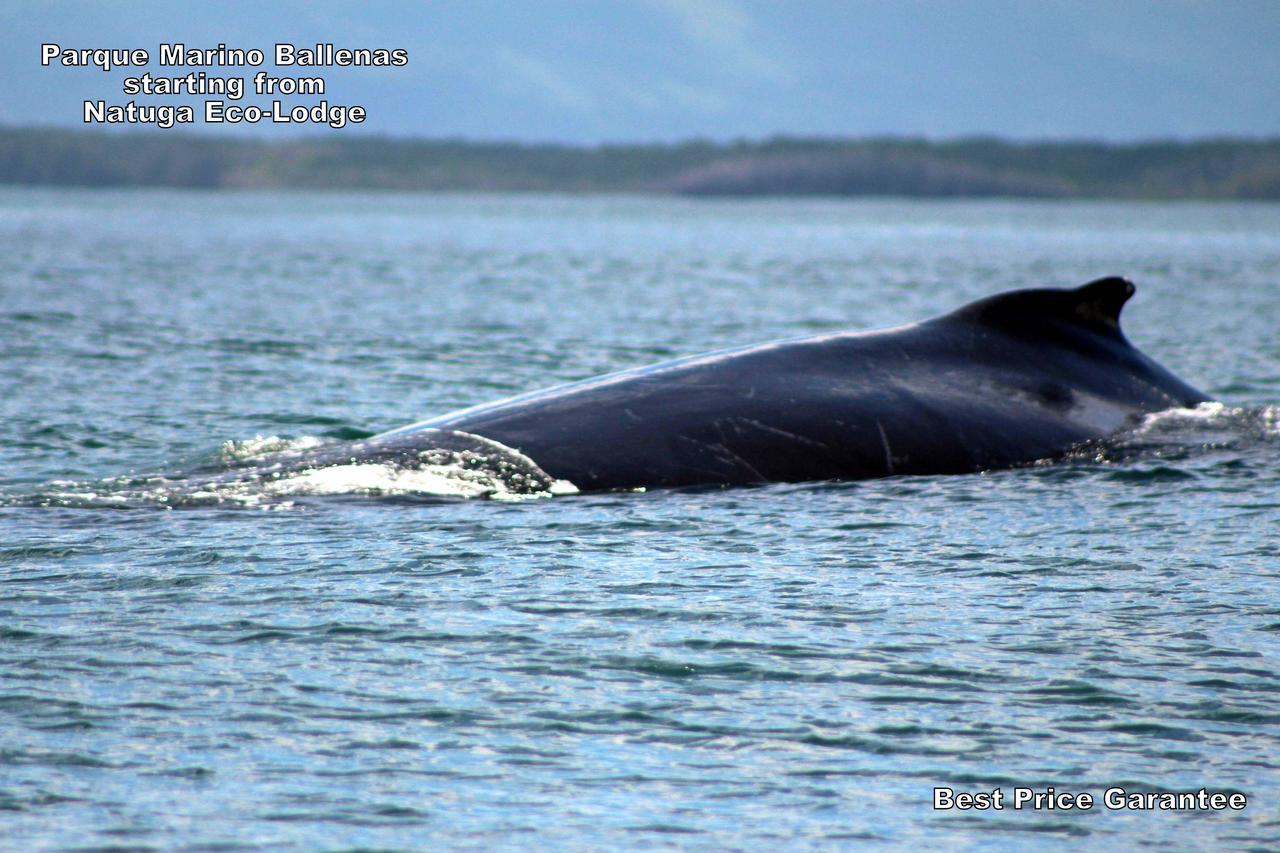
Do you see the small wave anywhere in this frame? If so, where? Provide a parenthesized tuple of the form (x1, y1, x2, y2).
(1122, 401, 1279, 456)
(1133, 401, 1280, 438)
(1064, 402, 1279, 467)
(7, 430, 577, 510)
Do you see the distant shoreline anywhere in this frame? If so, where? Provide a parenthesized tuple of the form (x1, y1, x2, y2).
(2, 126, 1278, 199)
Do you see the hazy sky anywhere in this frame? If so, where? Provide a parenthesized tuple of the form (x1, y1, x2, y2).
(5, 0, 1279, 142)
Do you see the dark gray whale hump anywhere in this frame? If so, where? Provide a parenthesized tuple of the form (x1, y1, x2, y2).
(948, 276, 1137, 339)
(938, 276, 1203, 414)
(375, 278, 1208, 491)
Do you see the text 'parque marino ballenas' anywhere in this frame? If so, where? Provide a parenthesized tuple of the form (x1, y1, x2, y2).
(42, 43, 409, 71)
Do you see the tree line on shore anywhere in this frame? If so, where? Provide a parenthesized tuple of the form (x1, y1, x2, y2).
(2, 126, 1278, 198)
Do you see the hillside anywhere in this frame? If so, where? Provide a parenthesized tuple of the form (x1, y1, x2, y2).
(2, 127, 1278, 198)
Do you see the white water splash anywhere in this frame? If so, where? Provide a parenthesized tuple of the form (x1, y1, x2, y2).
(210, 429, 580, 504)
(258, 460, 577, 502)
(17, 431, 578, 509)
(219, 434, 327, 463)
(1131, 401, 1280, 439)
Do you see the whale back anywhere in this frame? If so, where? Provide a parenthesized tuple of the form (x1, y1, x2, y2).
(377, 279, 1209, 490)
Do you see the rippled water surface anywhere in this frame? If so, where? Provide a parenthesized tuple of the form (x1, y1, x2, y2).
(2, 189, 1279, 849)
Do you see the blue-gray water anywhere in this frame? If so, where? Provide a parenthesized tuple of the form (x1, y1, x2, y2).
(1, 189, 1278, 849)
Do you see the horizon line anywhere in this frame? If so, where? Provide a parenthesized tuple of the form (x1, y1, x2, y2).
(4, 122, 1280, 150)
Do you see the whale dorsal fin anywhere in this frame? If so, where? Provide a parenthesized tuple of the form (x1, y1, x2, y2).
(949, 277, 1136, 338)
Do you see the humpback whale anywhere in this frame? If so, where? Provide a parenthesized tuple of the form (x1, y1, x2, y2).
(363, 277, 1206, 492)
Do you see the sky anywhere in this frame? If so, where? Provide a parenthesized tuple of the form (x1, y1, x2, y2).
(4, 0, 1279, 142)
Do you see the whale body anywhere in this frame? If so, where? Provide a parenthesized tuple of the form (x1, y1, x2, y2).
(368, 277, 1207, 492)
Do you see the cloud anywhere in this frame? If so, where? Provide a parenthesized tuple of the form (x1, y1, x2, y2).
(650, 0, 752, 45)
(490, 43, 728, 124)
(656, 79, 728, 114)
(645, 0, 794, 83)
(493, 47, 596, 112)
(608, 77, 729, 116)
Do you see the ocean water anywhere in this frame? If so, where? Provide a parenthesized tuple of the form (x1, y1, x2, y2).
(1, 188, 1278, 850)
